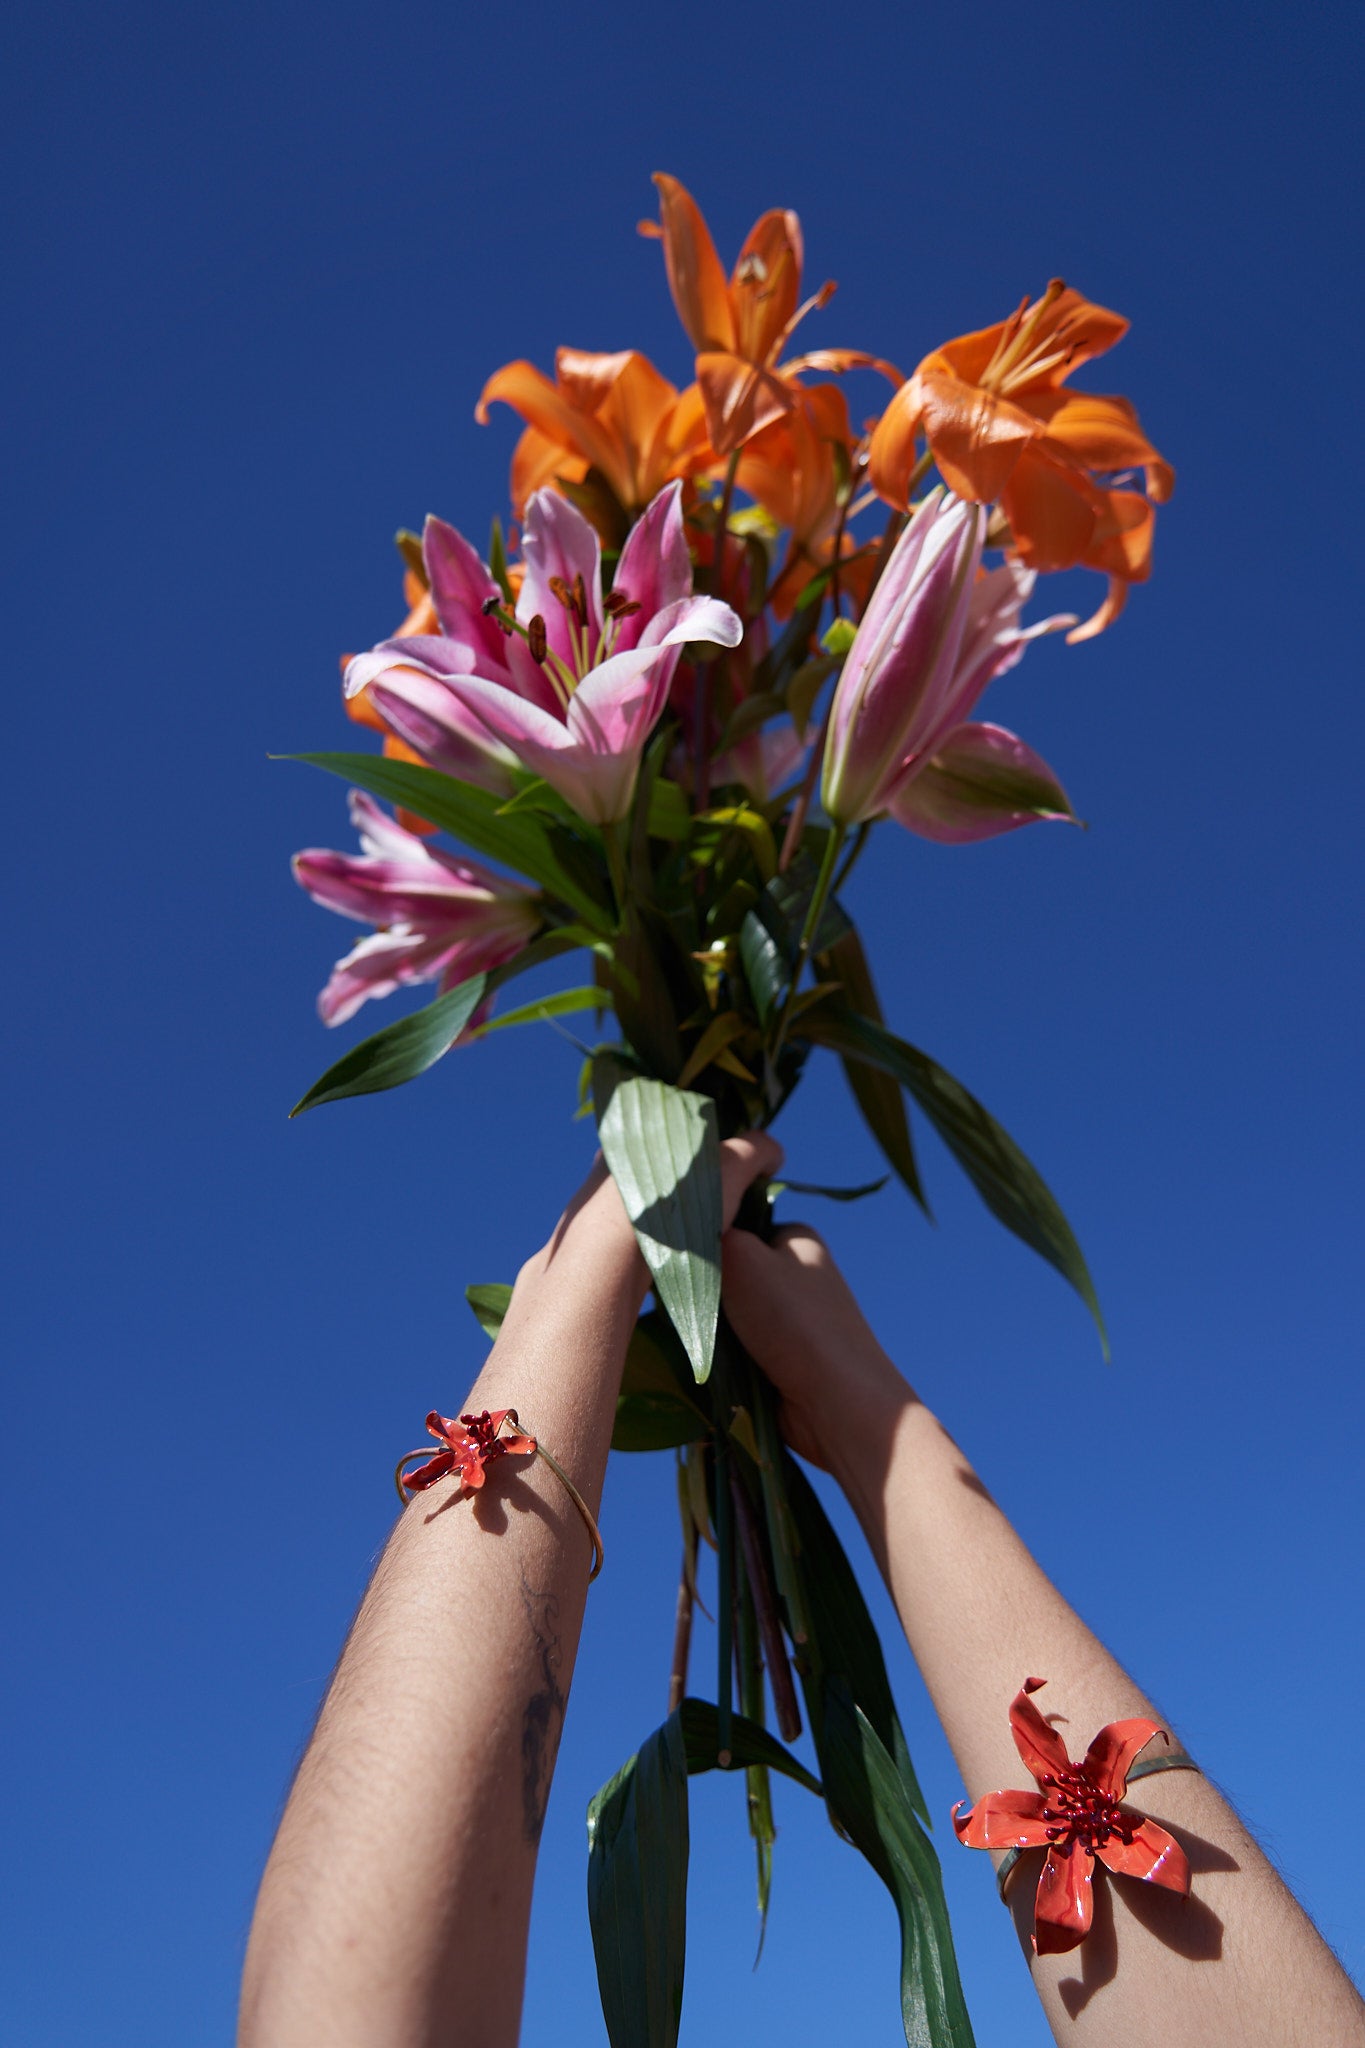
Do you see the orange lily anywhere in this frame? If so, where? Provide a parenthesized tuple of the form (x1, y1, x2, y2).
(868, 281, 1173, 639)
(645, 173, 903, 460)
(476, 346, 714, 535)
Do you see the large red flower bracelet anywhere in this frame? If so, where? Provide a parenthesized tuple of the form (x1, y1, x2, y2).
(395, 1407, 604, 1581)
(952, 1677, 1195, 1955)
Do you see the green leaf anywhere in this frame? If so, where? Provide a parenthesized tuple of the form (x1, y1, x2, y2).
(612, 1392, 710, 1452)
(766, 858, 854, 955)
(289, 931, 583, 1115)
(587, 1714, 690, 2048)
(675, 1010, 750, 1090)
(718, 690, 786, 750)
(776, 1175, 890, 1203)
(622, 1312, 708, 1411)
(290, 973, 488, 1115)
(465, 1281, 513, 1340)
(394, 528, 427, 585)
(690, 804, 778, 882)
(821, 1684, 976, 2048)
(645, 776, 692, 843)
(615, 1309, 713, 1450)
(677, 1698, 821, 1794)
(597, 1077, 723, 1383)
(786, 653, 838, 739)
(488, 515, 513, 604)
(475, 985, 606, 1035)
(286, 753, 612, 927)
(740, 862, 853, 1027)
(819, 927, 928, 1214)
(797, 1004, 1107, 1355)
(793, 564, 833, 612)
(783, 1458, 930, 1825)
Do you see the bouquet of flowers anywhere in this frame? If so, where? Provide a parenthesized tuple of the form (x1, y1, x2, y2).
(286, 173, 1170, 2047)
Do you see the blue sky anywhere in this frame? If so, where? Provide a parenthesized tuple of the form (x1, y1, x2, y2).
(5, 1, 1363, 2041)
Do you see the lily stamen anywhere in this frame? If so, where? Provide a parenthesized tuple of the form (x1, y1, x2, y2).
(979, 278, 1068, 393)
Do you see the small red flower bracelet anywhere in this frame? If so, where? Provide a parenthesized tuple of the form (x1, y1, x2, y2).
(952, 1677, 1195, 1955)
(395, 1407, 604, 1581)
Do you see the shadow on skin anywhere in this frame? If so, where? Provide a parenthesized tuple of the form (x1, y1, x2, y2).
(424, 1466, 573, 1556)
(1005, 1830, 1236, 2017)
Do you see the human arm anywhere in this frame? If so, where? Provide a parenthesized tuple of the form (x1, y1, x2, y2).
(722, 1223, 1365, 2048)
(239, 1133, 782, 2048)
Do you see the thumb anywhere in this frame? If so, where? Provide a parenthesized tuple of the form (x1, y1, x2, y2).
(718, 1131, 784, 1230)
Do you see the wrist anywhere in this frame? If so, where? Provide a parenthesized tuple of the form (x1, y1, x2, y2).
(823, 1360, 918, 1500)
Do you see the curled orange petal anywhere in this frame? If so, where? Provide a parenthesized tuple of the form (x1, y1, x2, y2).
(652, 172, 737, 354)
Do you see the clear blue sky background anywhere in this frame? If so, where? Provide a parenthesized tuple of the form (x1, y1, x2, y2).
(5, 2, 1363, 2041)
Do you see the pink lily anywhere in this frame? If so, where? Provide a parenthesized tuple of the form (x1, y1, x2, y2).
(821, 489, 1073, 834)
(292, 791, 542, 1025)
(345, 482, 742, 824)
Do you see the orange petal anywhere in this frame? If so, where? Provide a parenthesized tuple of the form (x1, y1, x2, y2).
(644, 380, 717, 493)
(588, 351, 683, 508)
(345, 677, 389, 734)
(1081, 487, 1154, 581)
(652, 173, 736, 354)
(476, 359, 616, 479)
(738, 382, 850, 542)
(510, 426, 589, 516)
(730, 207, 803, 365)
(398, 589, 437, 637)
(782, 346, 905, 388)
(696, 350, 795, 456)
(1038, 393, 1174, 502)
(1027, 286, 1129, 384)
(918, 368, 1039, 503)
(866, 378, 927, 508)
(553, 347, 655, 414)
(936, 286, 1128, 398)
(1066, 574, 1130, 645)
(1000, 448, 1099, 571)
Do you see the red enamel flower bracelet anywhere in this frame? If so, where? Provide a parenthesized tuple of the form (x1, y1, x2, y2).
(395, 1407, 604, 1581)
(953, 1677, 1197, 1955)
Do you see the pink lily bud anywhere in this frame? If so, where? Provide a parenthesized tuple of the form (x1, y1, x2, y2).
(821, 490, 987, 826)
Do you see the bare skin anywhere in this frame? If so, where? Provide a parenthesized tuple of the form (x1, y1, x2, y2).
(238, 1134, 782, 2048)
(721, 1222, 1365, 2048)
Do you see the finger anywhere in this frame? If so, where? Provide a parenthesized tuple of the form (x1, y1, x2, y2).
(717, 1131, 784, 1229)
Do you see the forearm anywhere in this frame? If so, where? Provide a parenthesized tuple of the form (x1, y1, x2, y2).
(830, 1382, 1364, 2046)
(239, 1186, 646, 2048)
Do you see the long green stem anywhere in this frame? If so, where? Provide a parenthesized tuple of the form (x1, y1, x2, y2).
(602, 821, 628, 924)
(833, 821, 870, 895)
(694, 451, 743, 815)
(713, 1433, 735, 1764)
(768, 820, 846, 1078)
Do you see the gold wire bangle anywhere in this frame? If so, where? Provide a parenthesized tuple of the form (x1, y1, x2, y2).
(532, 1441, 605, 1582)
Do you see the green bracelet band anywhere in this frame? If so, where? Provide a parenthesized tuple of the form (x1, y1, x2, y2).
(995, 1749, 1199, 1904)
